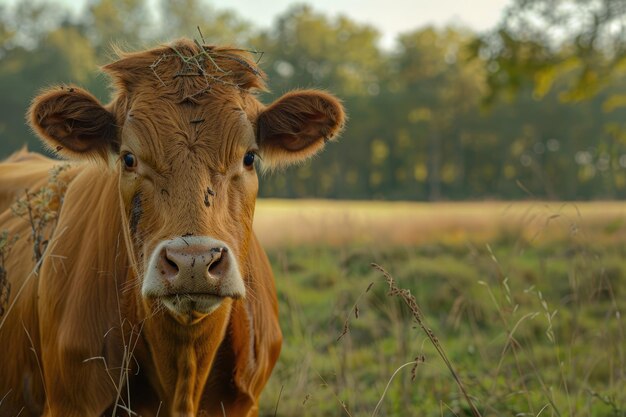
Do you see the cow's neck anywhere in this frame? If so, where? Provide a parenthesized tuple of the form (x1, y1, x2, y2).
(69, 165, 249, 415)
(140, 300, 233, 416)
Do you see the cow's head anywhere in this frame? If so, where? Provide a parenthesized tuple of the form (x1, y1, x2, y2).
(28, 39, 344, 325)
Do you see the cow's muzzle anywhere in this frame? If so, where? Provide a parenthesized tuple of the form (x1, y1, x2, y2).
(142, 236, 245, 317)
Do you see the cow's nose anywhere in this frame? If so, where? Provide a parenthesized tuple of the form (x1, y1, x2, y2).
(157, 243, 231, 285)
(143, 236, 245, 302)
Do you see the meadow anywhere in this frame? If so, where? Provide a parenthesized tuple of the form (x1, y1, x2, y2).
(253, 200, 626, 417)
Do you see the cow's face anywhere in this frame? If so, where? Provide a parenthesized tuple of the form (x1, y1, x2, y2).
(114, 87, 261, 324)
(28, 40, 344, 325)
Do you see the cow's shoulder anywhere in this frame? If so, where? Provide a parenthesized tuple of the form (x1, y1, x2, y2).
(36, 164, 131, 382)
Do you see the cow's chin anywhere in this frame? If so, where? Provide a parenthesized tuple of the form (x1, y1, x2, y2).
(161, 294, 228, 325)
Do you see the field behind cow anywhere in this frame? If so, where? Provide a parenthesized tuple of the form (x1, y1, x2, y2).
(254, 200, 626, 417)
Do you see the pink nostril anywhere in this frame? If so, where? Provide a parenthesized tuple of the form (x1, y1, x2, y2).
(164, 250, 180, 272)
(156, 241, 233, 286)
(145, 237, 245, 301)
(207, 247, 226, 273)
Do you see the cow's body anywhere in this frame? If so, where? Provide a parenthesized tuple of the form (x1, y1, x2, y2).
(0, 155, 281, 416)
(0, 39, 344, 417)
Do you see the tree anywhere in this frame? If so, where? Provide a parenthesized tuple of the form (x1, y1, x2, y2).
(0, 2, 98, 153)
(385, 27, 487, 200)
(2, 0, 626, 200)
(84, 0, 149, 53)
(252, 5, 383, 199)
(253, 5, 382, 98)
(158, 0, 252, 45)
(474, 0, 626, 102)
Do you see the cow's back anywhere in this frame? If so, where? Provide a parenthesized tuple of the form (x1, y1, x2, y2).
(0, 208, 45, 416)
(0, 149, 58, 213)
(0, 152, 80, 416)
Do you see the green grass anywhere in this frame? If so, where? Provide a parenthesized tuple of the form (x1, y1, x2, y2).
(257, 218, 625, 416)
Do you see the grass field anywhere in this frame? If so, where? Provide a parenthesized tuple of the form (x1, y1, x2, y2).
(254, 200, 626, 417)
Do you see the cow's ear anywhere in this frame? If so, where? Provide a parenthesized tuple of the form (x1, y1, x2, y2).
(28, 86, 118, 161)
(257, 90, 345, 169)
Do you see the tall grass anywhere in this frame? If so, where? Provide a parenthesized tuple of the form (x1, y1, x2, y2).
(259, 200, 625, 417)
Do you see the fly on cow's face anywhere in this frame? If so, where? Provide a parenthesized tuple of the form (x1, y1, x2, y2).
(204, 187, 215, 208)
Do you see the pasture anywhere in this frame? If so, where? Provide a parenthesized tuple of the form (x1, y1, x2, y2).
(254, 200, 625, 416)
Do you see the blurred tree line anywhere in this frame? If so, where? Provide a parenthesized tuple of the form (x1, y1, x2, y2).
(1, 0, 626, 200)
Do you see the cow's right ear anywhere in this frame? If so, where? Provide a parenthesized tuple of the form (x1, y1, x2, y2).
(28, 86, 118, 160)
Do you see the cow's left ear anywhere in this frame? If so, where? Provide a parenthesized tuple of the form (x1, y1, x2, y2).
(28, 86, 118, 161)
(257, 90, 345, 169)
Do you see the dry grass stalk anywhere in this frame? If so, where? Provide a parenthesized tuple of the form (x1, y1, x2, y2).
(0, 225, 68, 333)
(316, 372, 354, 417)
(273, 384, 284, 417)
(371, 359, 424, 417)
(371, 263, 482, 417)
(11, 164, 69, 265)
(337, 281, 374, 341)
(0, 230, 18, 318)
(148, 31, 264, 104)
(22, 323, 51, 414)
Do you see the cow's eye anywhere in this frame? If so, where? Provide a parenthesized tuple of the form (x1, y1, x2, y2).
(243, 151, 256, 169)
(122, 152, 137, 170)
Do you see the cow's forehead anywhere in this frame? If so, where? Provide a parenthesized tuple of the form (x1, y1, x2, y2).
(105, 40, 267, 171)
(122, 94, 257, 172)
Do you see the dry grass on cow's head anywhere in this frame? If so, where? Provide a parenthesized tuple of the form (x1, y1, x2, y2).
(104, 35, 266, 109)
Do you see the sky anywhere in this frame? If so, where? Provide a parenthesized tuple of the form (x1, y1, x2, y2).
(209, 0, 512, 47)
(7, 0, 512, 48)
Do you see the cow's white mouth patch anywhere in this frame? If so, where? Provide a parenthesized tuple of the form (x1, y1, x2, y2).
(142, 236, 245, 318)
(162, 293, 224, 316)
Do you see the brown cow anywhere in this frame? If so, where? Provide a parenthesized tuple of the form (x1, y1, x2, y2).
(0, 39, 344, 417)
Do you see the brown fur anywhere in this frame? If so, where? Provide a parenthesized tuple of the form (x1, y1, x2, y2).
(0, 38, 344, 417)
